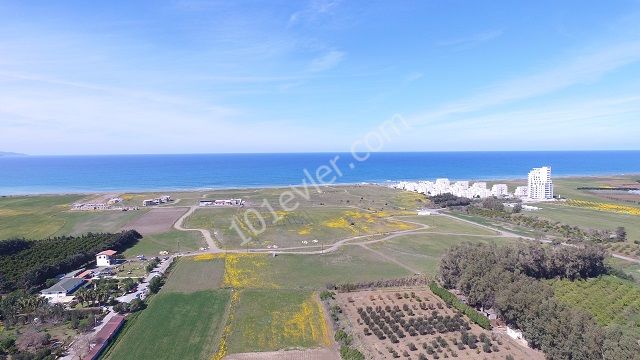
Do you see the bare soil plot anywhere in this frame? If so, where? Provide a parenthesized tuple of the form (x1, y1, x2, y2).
(224, 348, 339, 360)
(121, 207, 188, 235)
(335, 289, 543, 360)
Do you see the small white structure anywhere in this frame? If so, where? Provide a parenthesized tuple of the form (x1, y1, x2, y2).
(507, 326, 529, 346)
(528, 166, 554, 200)
(96, 250, 117, 266)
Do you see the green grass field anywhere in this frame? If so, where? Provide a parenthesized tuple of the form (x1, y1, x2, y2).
(266, 245, 412, 288)
(446, 211, 540, 237)
(535, 203, 640, 242)
(400, 215, 498, 235)
(551, 276, 640, 335)
(185, 206, 416, 249)
(607, 257, 640, 285)
(104, 290, 230, 360)
(54, 209, 147, 236)
(122, 229, 205, 257)
(162, 257, 225, 292)
(0, 195, 83, 238)
(227, 289, 329, 354)
(369, 233, 517, 274)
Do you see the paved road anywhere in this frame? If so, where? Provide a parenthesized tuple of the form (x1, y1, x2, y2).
(63, 257, 175, 360)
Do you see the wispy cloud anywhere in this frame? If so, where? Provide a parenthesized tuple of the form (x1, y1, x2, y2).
(405, 72, 424, 83)
(436, 29, 503, 50)
(309, 50, 345, 72)
(413, 39, 640, 124)
(288, 0, 341, 27)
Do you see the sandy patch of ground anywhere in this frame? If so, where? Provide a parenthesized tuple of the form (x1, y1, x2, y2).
(224, 348, 338, 360)
(121, 207, 188, 235)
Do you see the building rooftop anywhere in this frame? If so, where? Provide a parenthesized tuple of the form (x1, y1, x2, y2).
(97, 250, 117, 256)
(41, 277, 85, 294)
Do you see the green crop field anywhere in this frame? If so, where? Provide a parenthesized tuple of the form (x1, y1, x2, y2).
(103, 290, 230, 360)
(226, 289, 330, 354)
(551, 276, 640, 335)
(162, 257, 225, 293)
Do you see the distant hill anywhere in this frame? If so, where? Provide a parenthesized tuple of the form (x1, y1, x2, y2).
(0, 151, 26, 157)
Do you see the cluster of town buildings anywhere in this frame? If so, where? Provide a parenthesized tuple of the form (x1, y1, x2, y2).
(393, 166, 555, 201)
(199, 198, 245, 207)
(142, 195, 172, 207)
(40, 250, 120, 303)
(71, 197, 139, 211)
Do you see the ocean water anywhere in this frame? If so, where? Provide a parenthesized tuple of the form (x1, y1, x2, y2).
(0, 151, 638, 195)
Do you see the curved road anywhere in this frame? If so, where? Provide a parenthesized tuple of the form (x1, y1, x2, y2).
(173, 206, 219, 251)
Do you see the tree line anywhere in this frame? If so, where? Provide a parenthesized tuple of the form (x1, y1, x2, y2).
(438, 242, 639, 360)
(0, 230, 142, 292)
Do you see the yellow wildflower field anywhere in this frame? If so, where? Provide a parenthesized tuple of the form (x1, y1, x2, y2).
(212, 290, 240, 360)
(192, 253, 277, 289)
(227, 289, 330, 354)
(566, 199, 640, 216)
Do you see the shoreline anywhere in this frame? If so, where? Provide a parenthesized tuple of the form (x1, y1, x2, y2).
(1, 172, 639, 197)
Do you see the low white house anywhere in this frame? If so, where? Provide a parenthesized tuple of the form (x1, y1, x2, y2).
(96, 250, 117, 266)
(199, 198, 244, 207)
(40, 278, 85, 303)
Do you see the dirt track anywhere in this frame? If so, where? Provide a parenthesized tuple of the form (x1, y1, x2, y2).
(224, 348, 339, 360)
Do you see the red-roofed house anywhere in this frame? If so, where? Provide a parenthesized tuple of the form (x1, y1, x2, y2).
(96, 250, 117, 267)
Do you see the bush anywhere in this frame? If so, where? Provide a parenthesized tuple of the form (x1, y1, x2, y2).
(339, 345, 364, 360)
(429, 282, 491, 330)
(320, 290, 335, 301)
(148, 276, 164, 294)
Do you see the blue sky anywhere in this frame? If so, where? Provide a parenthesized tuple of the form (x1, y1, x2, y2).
(1, 0, 640, 154)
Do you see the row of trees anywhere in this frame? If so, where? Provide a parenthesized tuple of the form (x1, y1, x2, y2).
(329, 275, 431, 292)
(428, 282, 491, 330)
(469, 200, 627, 243)
(429, 193, 472, 208)
(438, 242, 640, 359)
(0, 230, 142, 292)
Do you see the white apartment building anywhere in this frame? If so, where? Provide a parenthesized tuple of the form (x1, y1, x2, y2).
(527, 166, 553, 200)
(491, 184, 509, 197)
(514, 186, 528, 197)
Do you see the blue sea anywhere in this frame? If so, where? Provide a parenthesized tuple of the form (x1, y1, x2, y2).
(0, 151, 639, 195)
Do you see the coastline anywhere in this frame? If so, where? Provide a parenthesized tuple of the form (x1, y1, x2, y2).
(1, 172, 639, 197)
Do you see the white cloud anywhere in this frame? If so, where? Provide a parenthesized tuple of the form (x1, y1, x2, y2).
(309, 50, 345, 72)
